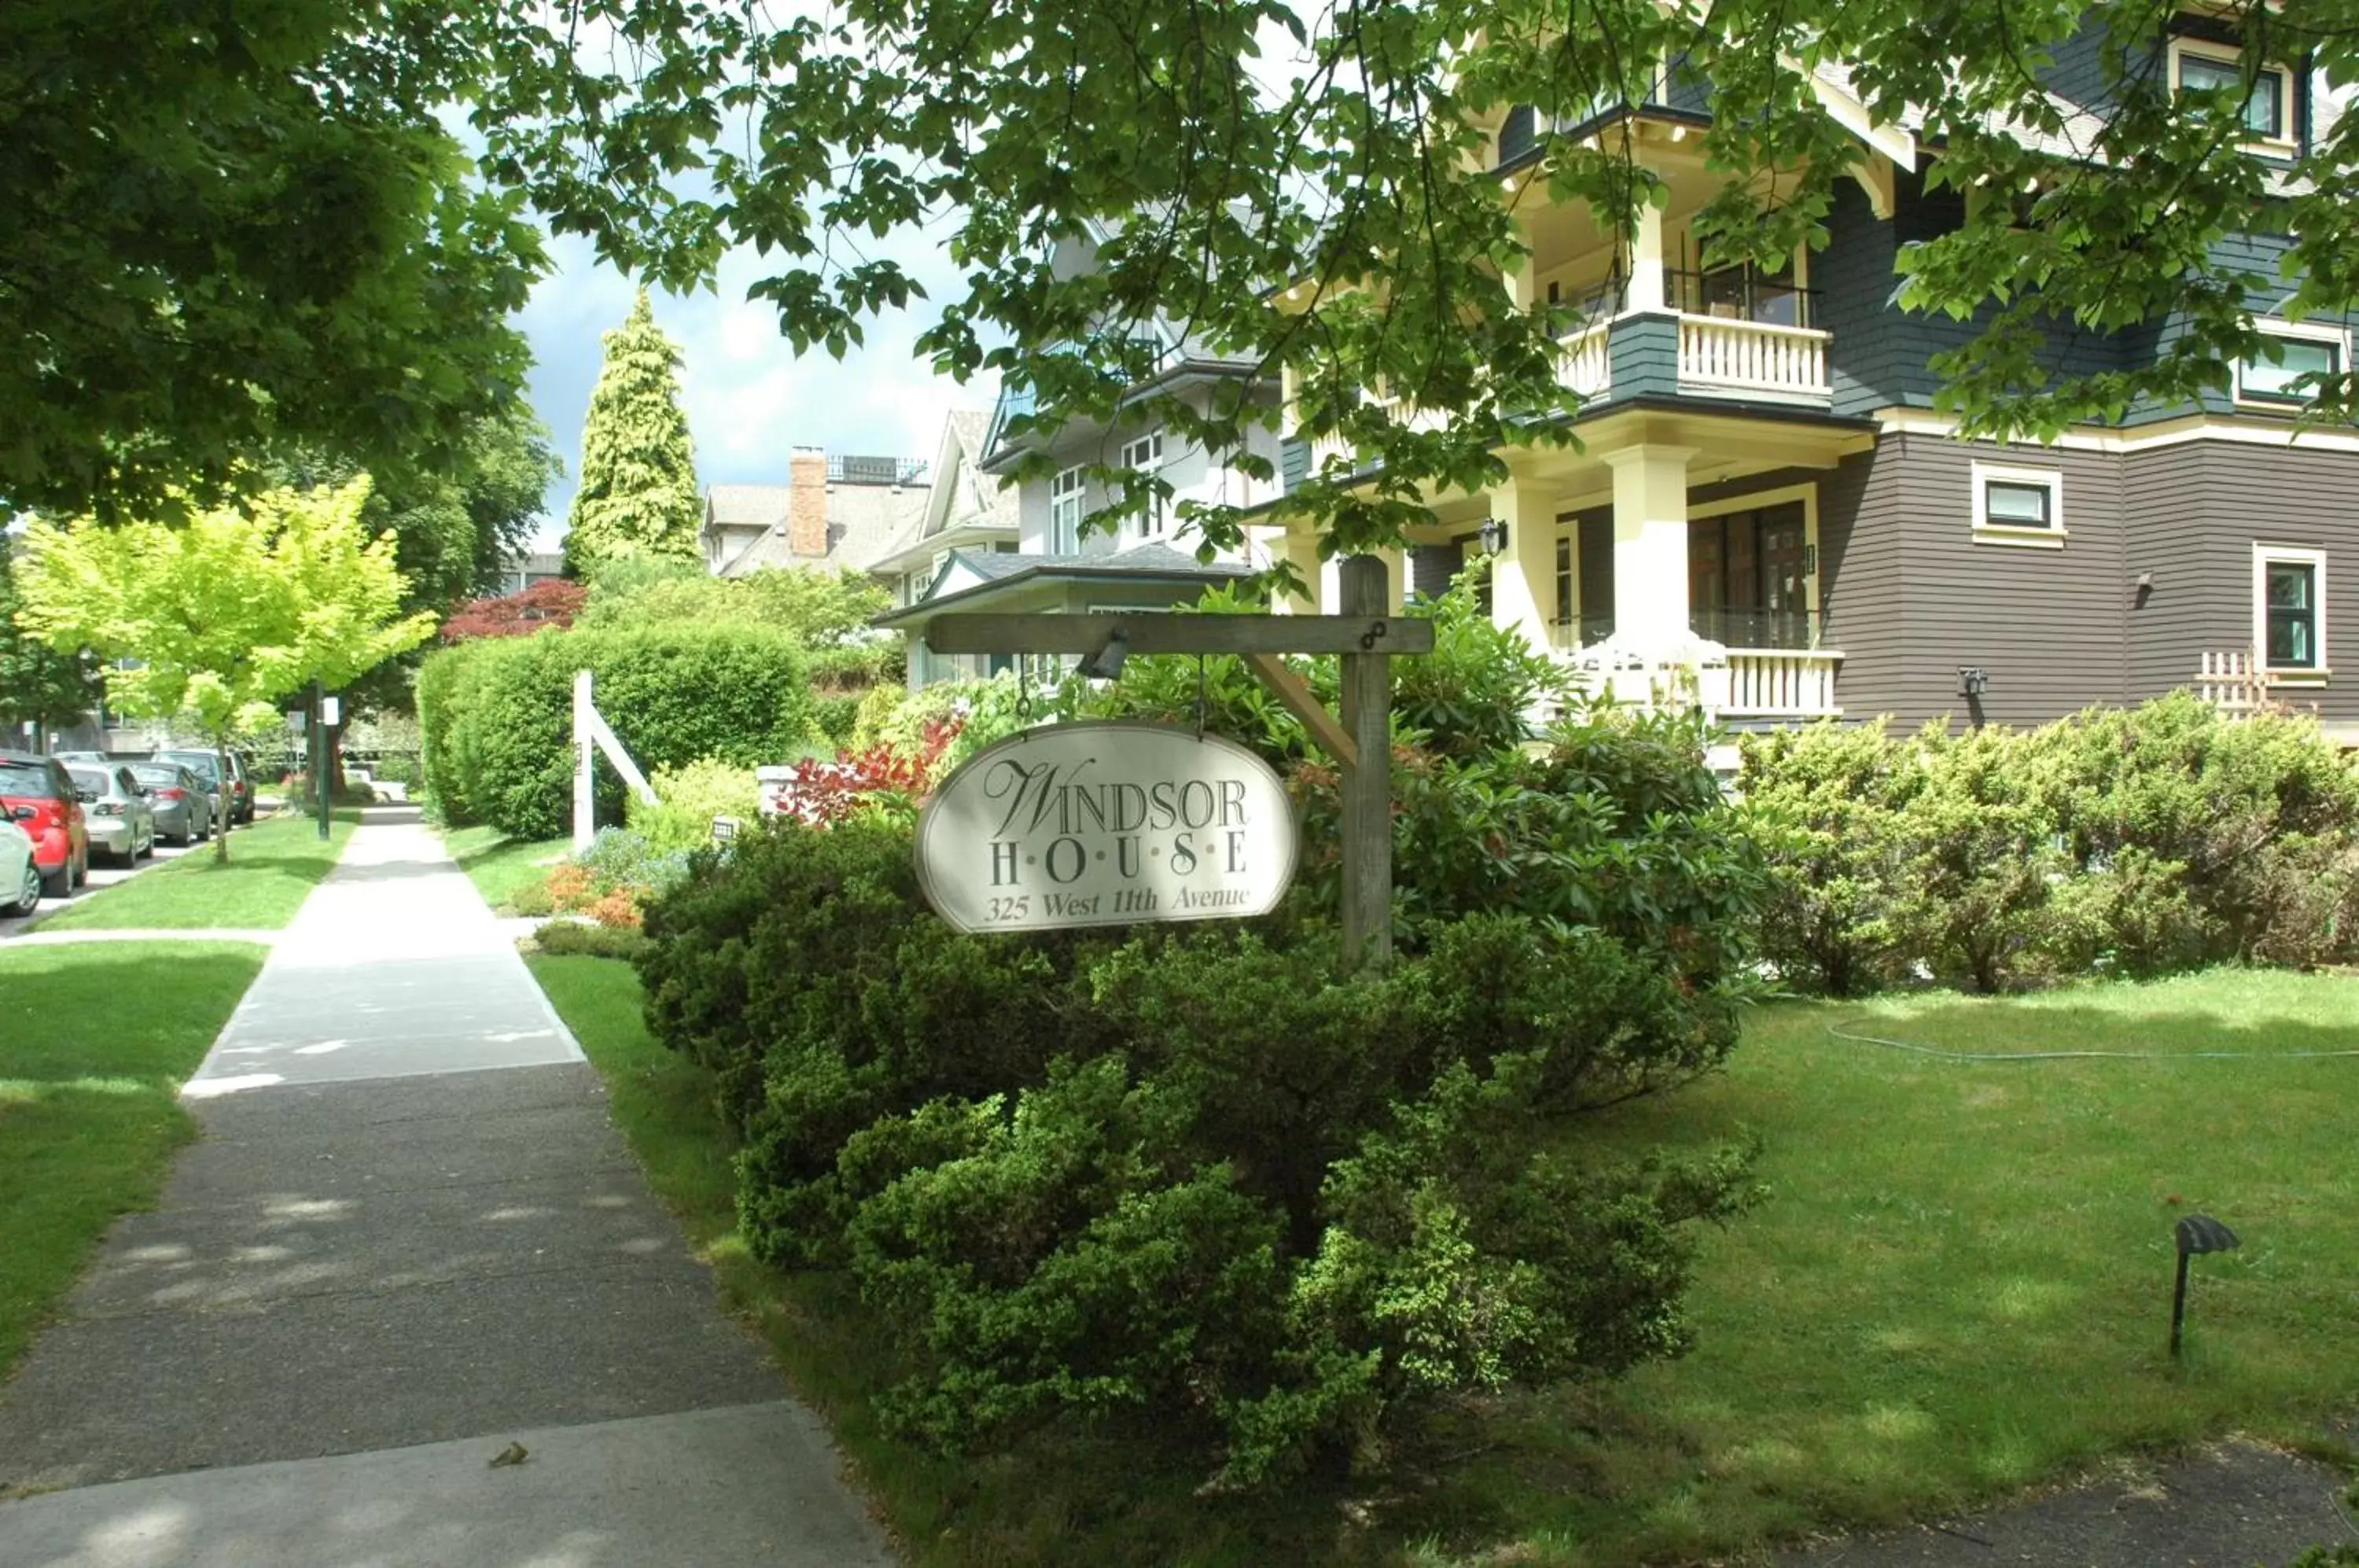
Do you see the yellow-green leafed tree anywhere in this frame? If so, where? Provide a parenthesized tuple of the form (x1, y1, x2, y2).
(15, 478, 438, 859)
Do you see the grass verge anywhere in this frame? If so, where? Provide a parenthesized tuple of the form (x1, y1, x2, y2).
(528, 957, 2359, 1566)
(0, 942, 268, 1377)
(443, 824, 569, 914)
(38, 811, 356, 930)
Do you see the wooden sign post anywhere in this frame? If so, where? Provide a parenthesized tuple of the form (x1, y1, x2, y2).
(922, 557, 1426, 966)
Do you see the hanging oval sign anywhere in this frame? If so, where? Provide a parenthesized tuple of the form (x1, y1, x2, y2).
(916, 720, 1299, 933)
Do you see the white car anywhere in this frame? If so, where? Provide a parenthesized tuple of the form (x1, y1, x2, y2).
(1, 819, 39, 916)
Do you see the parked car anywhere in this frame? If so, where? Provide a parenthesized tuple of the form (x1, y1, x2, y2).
(156, 748, 254, 824)
(0, 750, 88, 897)
(1, 819, 40, 916)
(70, 765, 156, 866)
(129, 761, 214, 846)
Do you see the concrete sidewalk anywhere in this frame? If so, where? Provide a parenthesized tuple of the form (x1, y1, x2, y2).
(0, 810, 893, 1566)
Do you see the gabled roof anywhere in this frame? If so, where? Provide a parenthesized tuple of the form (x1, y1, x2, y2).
(702, 485, 791, 528)
(874, 542, 1253, 628)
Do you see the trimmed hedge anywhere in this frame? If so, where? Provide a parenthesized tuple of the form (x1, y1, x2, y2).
(1742, 693, 2359, 994)
(418, 625, 812, 838)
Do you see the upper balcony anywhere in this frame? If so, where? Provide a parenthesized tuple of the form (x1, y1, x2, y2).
(1280, 262, 1831, 492)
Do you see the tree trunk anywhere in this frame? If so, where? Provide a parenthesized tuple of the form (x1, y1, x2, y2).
(214, 735, 233, 863)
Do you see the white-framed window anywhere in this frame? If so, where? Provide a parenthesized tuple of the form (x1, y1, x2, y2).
(1970, 462, 2066, 549)
(1120, 431, 1166, 536)
(2254, 544, 2328, 677)
(1049, 466, 1084, 554)
(2170, 35, 2295, 149)
(2234, 321, 2347, 410)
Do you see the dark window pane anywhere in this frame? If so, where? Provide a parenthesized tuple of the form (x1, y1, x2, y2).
(2265, 562, 2317, 667)
(1985, 480, 2052, 526)
(2267, 562, 2313, 609)
(2242, 336, 2339, 400)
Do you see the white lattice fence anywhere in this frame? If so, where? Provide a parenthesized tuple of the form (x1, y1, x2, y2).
(2196, 650, 2273, 717)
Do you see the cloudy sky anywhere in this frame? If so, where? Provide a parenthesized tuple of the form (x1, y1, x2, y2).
(515, 225, 996, 550)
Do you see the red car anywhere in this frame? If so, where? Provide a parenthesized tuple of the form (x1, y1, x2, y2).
(0, 751, 89, 898)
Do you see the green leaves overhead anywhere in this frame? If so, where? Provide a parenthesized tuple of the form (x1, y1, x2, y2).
(473, 0, 2359, 559)
(1, 0, 545, 520)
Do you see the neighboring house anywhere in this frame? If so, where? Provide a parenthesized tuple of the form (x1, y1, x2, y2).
(877, 229, 1288, 678)
(1229, 15, 2359, 742)
(492, 550, 567, 597)
(700, 451, 930, 579)
(866, 410, 1023, 686)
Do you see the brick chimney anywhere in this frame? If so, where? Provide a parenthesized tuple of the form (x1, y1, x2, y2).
(788, 447, 829, 558)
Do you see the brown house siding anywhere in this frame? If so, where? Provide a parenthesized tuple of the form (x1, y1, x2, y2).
(1821, 433, 2130, 730)
(2122, 440, 2359, 727)
(2121, 443, 2243, 703)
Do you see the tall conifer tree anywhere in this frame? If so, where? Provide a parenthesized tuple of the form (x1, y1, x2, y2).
(563, 291, 701, 576)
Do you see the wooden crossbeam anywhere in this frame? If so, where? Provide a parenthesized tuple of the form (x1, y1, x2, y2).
(1243, 653, 1357, 768)
(922, 612, 1433, 657)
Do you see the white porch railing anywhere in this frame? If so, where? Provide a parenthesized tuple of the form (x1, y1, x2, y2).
(1677, 315, 1831, 399)
(1722, 650, 1843, 717)
(1557, 323, 1611, 400)
(1560, 642, 1842, 722)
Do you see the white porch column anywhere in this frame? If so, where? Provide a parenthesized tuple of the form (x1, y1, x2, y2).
(1625, 202, 1667, 313)
(1602, 445, 1696, 649)
(1375, 547, 1407, 613)
(1486, 476, 1560, 653)
(1266, 527, 1323, 613)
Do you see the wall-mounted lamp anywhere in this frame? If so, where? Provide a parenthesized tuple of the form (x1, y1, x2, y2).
(1958, 667, 1989, 698)
(2134, 570, 2155, 609)
(1476, 517, 1510, 554)
(1082, 628, 1130, 681)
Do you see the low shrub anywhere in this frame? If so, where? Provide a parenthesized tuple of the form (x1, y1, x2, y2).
(532, 919, 653, 961)
(626, 759, 762, 854)
(635, 709, 1765, 1485)
(1741, 694, 2359, 993)
(373, 753, 422, 789)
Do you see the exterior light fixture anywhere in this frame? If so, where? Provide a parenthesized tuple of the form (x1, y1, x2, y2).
(1082, 628, 1130, 681)
(1958, 667, 1989, 698)
(1477, 517, 1510, 554)
(2169, 1213, 2239, 1357)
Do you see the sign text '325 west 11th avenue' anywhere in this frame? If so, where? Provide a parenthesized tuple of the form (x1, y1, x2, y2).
(915, 722, 1299, 933)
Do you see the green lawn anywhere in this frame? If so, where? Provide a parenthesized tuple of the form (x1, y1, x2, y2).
(528, 958, 2359, 1566)
(38, 812, 356, 930)
(442, 824, 569, 913)
(0, 943, 268, 1378)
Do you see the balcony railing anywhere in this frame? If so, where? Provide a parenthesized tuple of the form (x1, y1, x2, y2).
(1555, 609, 1829, 652)
(1688, 606, 1827, 651)
(1558, 323, 1611, 399)
(1677, 316, 1830, 399)
(1721, 652, 1842, 717)
(1662, 267, 1818, 330)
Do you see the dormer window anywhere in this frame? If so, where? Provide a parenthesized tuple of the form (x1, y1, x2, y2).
(2171, 35, 2295, 148)
(2235, 322, 2346, 410)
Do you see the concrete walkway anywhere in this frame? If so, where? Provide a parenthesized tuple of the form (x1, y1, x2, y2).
(0, 812, 894, 1567)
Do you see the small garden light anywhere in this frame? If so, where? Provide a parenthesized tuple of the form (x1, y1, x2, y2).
(2169, 1213, 2239, 1358)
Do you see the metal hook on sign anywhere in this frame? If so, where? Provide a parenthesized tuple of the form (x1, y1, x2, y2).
(1016, 658, 1034, 725)
(1194, 653, 1209, 741)
(1360, 619, 1388, 651)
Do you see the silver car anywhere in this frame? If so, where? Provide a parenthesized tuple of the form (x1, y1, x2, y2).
(129, 761, 214, 846)
(0, 819, 39, 915)
(69, 765, 157, 865)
